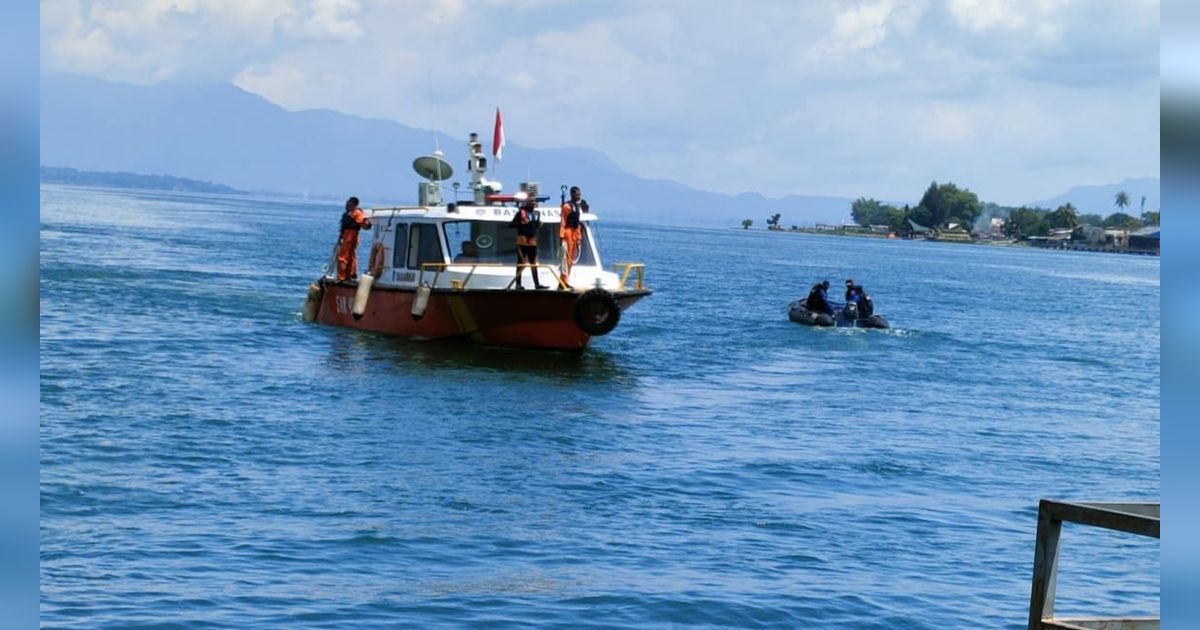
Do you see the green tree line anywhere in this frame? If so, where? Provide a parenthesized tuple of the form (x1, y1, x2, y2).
(848, 182, 1158, 239)
(999, 206, 1156, 238)
(851, 181, 984, 234)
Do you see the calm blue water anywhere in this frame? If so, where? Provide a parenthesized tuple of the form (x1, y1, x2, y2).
(41, 185, 1159, 628)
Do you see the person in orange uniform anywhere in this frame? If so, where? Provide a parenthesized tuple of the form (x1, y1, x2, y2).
(559, 185, 588, 289)
(510, 199, 546, 289)
(336, 196, 372, 281)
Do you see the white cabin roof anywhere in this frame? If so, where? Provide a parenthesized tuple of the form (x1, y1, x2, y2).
(368, 204, 597, 223)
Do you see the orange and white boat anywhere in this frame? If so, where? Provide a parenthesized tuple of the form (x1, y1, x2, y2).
(302, 133, 650, 352)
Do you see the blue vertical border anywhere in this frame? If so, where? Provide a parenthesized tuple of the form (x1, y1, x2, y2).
(1162, 0, 1200, 624)
(0, 0, 40, 625)
(3, 3, 1188, 628)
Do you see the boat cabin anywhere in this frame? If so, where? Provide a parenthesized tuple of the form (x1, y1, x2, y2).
(306, 130, 649, 350)
(361, 203, 612, 291)
(322, 132, 644, 293)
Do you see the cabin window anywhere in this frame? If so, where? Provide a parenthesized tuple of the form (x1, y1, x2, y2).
(539, 224, 597, 267)
(442, 220, 597, 266)
(391, 223, 409, 268)
(444, 220, 510, 264)
(408, 223, 445, 268)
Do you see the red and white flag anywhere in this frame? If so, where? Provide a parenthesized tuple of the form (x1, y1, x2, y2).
(492, 107, 505, 161)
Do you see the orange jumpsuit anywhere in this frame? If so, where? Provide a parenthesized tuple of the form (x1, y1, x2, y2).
(337, 207, 371, 280)
(559, 201, 583, 286)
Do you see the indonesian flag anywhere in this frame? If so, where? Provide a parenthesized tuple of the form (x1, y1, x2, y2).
(492, 107, 505, 161)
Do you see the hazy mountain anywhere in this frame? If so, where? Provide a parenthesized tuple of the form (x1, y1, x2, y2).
(41, 74, 853, 227)
(41, 166, 241, 194)
(1027, 177, 1160, 216)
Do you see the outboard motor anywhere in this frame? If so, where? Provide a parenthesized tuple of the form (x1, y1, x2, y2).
(844, 302, 859, 320)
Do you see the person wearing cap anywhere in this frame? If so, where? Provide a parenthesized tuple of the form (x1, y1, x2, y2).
(336, 196, 372, 281)
(805, 280, 834, 315)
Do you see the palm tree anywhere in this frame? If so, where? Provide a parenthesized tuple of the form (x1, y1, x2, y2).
(1051, 203, 1079, 229)
(1065, 201, 1084, 225)
(1114, 191, 1131, 212)
(741, 218, 753, 229)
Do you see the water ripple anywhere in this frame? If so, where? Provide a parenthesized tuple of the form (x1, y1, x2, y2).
(41, 186, 1158, 628)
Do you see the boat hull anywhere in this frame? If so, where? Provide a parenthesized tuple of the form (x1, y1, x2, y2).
(315, 279, 650, 351)
(787, 301, 889, 329)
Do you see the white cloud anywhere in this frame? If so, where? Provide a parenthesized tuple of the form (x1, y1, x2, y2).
(831, 0, 898, 51)
(277, 0, 366, 41)
(947, 0, 1034, 32)
(798, 1, 925, 70)
(41, 1, 1160, 204)
(423, 0, 465, 24)
(481, 0, 570, 8)
(915, 101, 979, 145)
(233, 57, 312, 102)
(507, 71, 537, 91)
(40, 0, 362, 80)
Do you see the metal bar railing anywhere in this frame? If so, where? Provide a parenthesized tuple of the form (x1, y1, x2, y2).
(1028, 499, 1159, 630)
(503, 263, 569, 290)
(415, 261, 648, 291)
(611, 262, 645, 290)
(418, 262, 568, 290)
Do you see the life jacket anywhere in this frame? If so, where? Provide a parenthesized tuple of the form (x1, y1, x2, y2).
(859, 294, 874, 317)
(340, 209, 362, 231)
(512, 208, 540, 237)
(805, 285, 827, 311)
(563, 200, 584, 229)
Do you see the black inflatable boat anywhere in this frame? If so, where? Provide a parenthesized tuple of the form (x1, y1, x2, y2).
(788, 301, 889, 329)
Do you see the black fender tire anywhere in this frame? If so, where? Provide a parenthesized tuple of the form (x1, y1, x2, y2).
(573, 289, 621, 336)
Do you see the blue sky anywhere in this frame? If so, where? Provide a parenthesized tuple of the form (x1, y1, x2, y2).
(40, 0, 1159, 205)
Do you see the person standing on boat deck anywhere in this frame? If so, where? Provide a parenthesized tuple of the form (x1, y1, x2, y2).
(559, 186, 588, 289)
(805, 280, 834, 315)
(510, 199, 546, 289)
(336, 196, 372, 281)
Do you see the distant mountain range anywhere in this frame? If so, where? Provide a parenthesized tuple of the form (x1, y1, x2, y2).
(41, 165, 240, 194)
(40, 74, 853, 227)
(40, 74, 1159, 226)
(1026, 177, 1160, 216)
